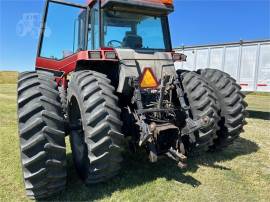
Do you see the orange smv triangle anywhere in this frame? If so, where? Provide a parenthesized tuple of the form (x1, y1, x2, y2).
(139, 68, 159, 89)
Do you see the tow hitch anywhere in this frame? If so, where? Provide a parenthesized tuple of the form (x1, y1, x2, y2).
(130, 75, 214, 169)
(166, 147, 187, 169)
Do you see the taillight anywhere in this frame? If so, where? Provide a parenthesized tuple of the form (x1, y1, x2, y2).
(172, 52, 187, 62)
(139, 68, 159, 89)
(105, 51, 117, 59)
(89, 51, 101, 59)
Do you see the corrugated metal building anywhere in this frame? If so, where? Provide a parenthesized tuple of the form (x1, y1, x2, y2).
(174, 40, 270, 92)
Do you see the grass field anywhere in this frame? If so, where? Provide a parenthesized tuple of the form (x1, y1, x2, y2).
(0, 71, 18, 84)
(0, 73, 270, 201)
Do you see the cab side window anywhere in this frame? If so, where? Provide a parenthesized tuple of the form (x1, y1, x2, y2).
(40, 2, 87, 60)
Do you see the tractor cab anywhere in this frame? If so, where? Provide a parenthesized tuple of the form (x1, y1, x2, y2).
(36, 0, 179, 92)
(37, 0, 173, 59)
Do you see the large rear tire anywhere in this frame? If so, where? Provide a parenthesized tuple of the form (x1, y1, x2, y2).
(67, 70, 124, 184)
(17, 71, 66, 199)
(197, 69, 248, 147)
(180, 71, 220, 151)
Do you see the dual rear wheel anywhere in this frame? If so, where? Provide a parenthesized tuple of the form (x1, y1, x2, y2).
(197, 69, 248, 147)
(17, 70, 124, 199)
(179, 69, 247, 151)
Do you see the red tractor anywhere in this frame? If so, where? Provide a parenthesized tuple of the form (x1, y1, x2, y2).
(17, 0, 247, 199)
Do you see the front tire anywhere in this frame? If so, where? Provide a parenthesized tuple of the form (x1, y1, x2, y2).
(17, 71, 66, 199)
(67, 70, 124, 184)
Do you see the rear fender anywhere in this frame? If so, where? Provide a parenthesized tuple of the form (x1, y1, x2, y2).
(115, 49, 176, 94)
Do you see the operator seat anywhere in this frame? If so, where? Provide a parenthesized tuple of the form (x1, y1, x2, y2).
(122, 31, 143, 49)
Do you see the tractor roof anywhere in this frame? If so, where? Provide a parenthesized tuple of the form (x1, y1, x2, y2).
(87, 0, 174, 14)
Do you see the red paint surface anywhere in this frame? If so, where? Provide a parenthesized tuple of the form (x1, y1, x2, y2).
(36, 51, 89, 75)
(36, 50, 118, 76)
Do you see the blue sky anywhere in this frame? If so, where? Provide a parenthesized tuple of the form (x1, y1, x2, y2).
(0, 0, 269, 71)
